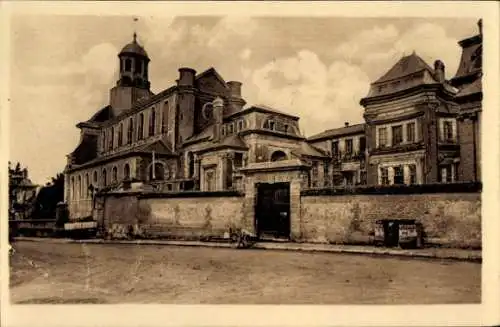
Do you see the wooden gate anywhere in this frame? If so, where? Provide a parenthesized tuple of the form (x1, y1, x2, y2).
(255, 182, 291, 239)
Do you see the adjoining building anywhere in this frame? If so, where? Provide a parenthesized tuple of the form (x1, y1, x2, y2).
(307, 20, 482, 187)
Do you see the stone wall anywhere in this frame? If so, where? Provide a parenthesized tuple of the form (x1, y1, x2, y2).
(300, 192, 481, 248)
(102, 191, 244, 239)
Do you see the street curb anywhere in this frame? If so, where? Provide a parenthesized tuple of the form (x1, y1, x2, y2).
(13, 237, 482, 262)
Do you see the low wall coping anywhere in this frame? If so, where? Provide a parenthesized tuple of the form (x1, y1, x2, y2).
(301, 182, 482, 196)
(138, 190, 245, 199)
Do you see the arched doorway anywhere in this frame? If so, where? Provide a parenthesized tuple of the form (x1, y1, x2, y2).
(123, 164, 131, 180)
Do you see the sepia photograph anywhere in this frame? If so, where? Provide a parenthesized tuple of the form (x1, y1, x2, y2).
(1, 1, 499, 327)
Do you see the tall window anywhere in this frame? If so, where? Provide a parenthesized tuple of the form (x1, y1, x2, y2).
(118, 123, 123, 147)
(226, 157, 233, 189)
(149, 109, 156, 136)
(237, 120, 243, 131)
(284, 124, 289, 133)
(406, 122, 416, 143)
(93, 171, 98, 185)
(127, 118, 133, 144)
(345, 139, 353, 155)
(408, 164, 417, 184)
(331, 141, 339, 158)
(138, 113, 144, 140)
(393, 166, 404, 185)
(109, 128, 114, 150)
(269, 121, 275, 130)
(149, 163, 164, 180)
(71, 177, 75, 200)
(378, 128, 387, 147)
(112, 167, 118, 184)
(392, 125, 403, 145)
(162, 101, 169, 134)
(124, 164, 131, 180)
(228, 124, 234, 134)
(380, 167, 389, 185)
(134, 58, 142, 74)
(443, 121, 453, 141)
(102, 169, 107, 187)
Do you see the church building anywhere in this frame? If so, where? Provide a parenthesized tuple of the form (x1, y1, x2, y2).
(64, 33, 329, 220)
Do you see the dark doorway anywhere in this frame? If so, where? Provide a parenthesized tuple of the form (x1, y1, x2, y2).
(255, 182, 291, 239)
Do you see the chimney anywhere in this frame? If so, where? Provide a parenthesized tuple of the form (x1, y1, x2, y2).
(478, 19, 483, 35)
(212, 97, 224, 143)
(344, 122, 349, 127)
(226, 81, 246, 115)
(227, 81, 242, 98)
(177, 67, 196, 87)
(434, 60, 445, 83)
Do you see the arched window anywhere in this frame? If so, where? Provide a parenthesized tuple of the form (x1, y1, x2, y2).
(124, 163, 131, 180)
(161, 101, 169, 133)
(149, 163, 165, 181)
(134, 58, 142, 74)
(270, 150, 287, 162)
(118, 123, 123, 147)
(71, 177, 75, 200)
(93, 171, 98, 184)
(85, 173, 90, 198)
(138, 113, 144, 140)
(149, 109, 156, 136)
(127, 117, 134, 144)
(102, 169, 107, 187)
(112, 166, 118, 183)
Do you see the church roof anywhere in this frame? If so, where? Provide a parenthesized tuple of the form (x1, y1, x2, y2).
(308, 123, 365, 141)
(70, 134, 99, 165)
(119, 33, 149, 58)
(230, 104, 300, 121)
(373, 52, 435, 84)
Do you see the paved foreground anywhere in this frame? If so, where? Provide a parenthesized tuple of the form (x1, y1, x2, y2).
(9, 241, 480, 304)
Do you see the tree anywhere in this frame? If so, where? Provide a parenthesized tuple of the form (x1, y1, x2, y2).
(33, 172, 65, 219)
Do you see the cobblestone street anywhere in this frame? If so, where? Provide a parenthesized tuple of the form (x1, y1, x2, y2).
(9, 241, 480, 304)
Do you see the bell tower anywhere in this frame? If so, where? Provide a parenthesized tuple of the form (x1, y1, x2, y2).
(109, 32, 152, 116)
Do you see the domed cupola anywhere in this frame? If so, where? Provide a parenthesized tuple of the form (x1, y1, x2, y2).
(117, 33, 150, 90)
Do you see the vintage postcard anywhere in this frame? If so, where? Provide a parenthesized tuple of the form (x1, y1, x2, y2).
(1, 1, 499, 327)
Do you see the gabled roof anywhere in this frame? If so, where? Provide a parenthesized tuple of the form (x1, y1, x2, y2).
(195, 67, 228, 87)
(373, 52, 435, 85)
(308, 123, 365, 142)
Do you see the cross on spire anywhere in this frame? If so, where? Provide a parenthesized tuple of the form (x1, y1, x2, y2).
(133, 17, 138, 43)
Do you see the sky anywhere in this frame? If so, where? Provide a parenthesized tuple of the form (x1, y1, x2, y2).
(8, 14, 480, 185)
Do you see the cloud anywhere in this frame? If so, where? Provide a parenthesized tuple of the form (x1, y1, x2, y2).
(240, 48, 252, 61)
(250, 50, 370, 136)
(333, 22, 462, 81)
